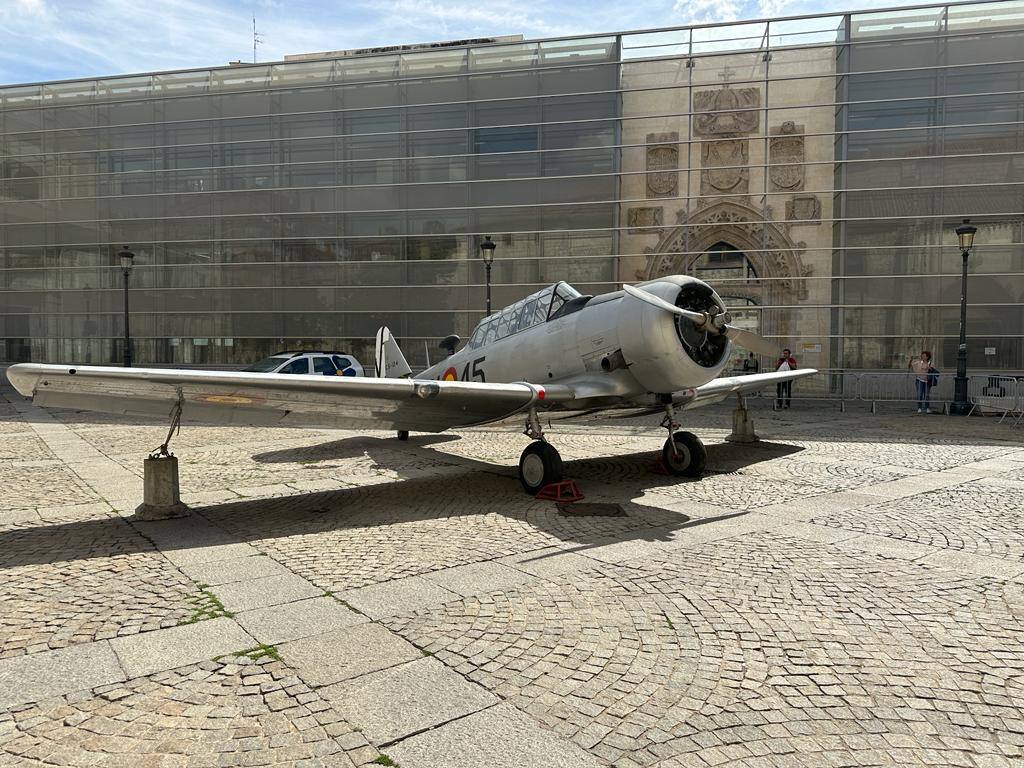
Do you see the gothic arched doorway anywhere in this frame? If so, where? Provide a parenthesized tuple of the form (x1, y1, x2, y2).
(638, 200, 811, 343)
(693, 242, 761, 370)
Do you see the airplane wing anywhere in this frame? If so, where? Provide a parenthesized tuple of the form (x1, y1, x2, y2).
(678, 368, 818, 409)
(5, 364, 573, 433)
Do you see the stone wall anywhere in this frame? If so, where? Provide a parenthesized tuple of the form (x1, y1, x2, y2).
(618, 44, 837, 370)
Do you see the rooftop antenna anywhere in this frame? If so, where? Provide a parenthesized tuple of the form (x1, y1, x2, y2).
(252, 15, 264, 63)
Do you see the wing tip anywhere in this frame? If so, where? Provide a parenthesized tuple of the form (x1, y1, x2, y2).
(5, 363, 39, 396)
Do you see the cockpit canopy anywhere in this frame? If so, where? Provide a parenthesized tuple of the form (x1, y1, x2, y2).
(467, 282, 582, 349)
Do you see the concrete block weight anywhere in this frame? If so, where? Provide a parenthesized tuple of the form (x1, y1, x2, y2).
(134, 455, 190, 520)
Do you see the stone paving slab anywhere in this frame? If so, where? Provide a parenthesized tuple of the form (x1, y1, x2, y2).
(323, 657, 499, 746)
(0, 641, 125, 710)
(280, 622, 423, 688)
(178, 553, 293, 585)
(919, 548, 1024, 581)
(388, 701, 605, 768)
(339, 575, 460, 619)
(235, 596, 368, 645)
(206, 571, 323, 612)
(109, 617, 254, 677)
(422, 560, 537, 597)
(499, 546, 603, 578)
(154, 541, 261, 567)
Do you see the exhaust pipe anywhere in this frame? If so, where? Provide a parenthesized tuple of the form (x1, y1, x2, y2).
(600, 349, 628, 372)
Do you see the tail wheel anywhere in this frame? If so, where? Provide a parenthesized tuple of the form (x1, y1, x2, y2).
(662, 431, 706, 477)
(518, 442, 564, 494)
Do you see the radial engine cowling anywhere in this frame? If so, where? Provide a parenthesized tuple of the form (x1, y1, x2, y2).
(617, 275, 732, 394)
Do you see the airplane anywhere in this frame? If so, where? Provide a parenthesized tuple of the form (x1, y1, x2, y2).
(7, 275, 815, 494)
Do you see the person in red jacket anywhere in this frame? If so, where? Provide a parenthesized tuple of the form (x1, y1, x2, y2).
(775, 348, 798, 409)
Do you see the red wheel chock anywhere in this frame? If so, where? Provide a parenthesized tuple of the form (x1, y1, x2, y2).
(650, 453, 670, 475)
(535, 480, 584, 503)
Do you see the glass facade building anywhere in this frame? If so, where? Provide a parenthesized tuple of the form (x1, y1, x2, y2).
(1, 0, 1022, 371)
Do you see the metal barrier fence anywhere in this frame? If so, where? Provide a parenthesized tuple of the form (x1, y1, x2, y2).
(968, 375, 1022, 423)
(744, 368, 1024, 423)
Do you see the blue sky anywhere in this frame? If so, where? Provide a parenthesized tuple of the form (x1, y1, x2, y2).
(2, 0, 926, 85)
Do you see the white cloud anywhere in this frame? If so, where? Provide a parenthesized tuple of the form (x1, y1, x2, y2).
(673, 0, 742, 26)
(379, 0, 574, 41)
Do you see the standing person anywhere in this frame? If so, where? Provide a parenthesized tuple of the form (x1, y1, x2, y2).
(909, 350, 933, 414)
(775, 348, 797, 409)
(742, 353, 759, 375)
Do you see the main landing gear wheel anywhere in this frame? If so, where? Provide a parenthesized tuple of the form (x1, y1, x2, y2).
(397, 431, 409, 441)
(518, 442, 564, 494)
(662, 431, 707, 477)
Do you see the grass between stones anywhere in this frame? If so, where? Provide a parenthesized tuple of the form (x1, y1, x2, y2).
(179, 583, 233, 625)
(214, 644, 282, 663)
(322, 590, 365, 616)
(373, 755, 399, 766)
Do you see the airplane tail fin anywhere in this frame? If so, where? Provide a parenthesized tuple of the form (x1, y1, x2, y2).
(374, 326, 412, 379)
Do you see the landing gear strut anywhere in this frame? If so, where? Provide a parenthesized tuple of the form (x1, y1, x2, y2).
(518, 408, 563, 494)
(659, 400, 706, 477)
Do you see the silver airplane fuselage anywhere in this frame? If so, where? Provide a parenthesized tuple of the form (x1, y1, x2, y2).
(420, 275, 732, 408)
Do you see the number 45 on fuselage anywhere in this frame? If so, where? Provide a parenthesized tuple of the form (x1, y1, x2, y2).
(8, 275, 815, 495)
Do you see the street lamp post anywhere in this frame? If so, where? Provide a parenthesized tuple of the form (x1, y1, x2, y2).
(479, 236, 496, 315)
(118, 246, 135, 367)
(949, 219, 977, 415)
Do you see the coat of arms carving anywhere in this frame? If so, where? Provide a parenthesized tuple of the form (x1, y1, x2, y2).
(645, 132, 678, 198)
(693, 87, 760, 136)
(785, 195, 820, 223)
(769, 121, 805, 191)
(700, 139, 749, 196)
(627, 206, 663, 233)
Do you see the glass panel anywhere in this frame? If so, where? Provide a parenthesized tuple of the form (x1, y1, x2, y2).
(850, 6, 944, 39)
(620, 30, 689, 61)
(691, 21, 767, 55)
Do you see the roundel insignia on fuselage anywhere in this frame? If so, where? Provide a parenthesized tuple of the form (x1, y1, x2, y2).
(442, 367, 458, 381)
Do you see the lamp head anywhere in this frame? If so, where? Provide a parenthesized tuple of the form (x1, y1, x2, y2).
(955, 219, 977, 253)
(117, 246, 135, 272)
(479, 235, 496, 265)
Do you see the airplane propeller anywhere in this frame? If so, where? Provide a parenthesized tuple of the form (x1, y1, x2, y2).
(622, 284, 777, 356)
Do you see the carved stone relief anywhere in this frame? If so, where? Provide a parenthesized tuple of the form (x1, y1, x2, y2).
(769, 121, 805, 192)
(645, 132, 678, 198)
(786, 195, 821, 224)
(637, 200, 812, 306)
(700, 139, 749, 196)
(693, 87, 760, 136)
(627, 206, 663, 233)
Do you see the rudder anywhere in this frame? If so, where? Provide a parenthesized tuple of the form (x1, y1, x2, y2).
(374, 326, 413, 378)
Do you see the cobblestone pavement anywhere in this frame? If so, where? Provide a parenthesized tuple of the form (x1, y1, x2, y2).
(2, 378, 1024, 767)
(0, 655, 376, 767)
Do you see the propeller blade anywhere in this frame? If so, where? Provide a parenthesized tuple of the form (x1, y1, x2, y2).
(724, 325, 777, 356)
(624, 285, 778, 356)
(622, 284, 706, 324)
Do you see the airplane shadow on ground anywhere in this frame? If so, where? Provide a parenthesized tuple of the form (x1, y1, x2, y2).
(251, 432, 805, 484)
(0, 434, 804, 570)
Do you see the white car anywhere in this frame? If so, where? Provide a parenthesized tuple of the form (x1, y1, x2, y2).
(243, 351, 364, 377)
